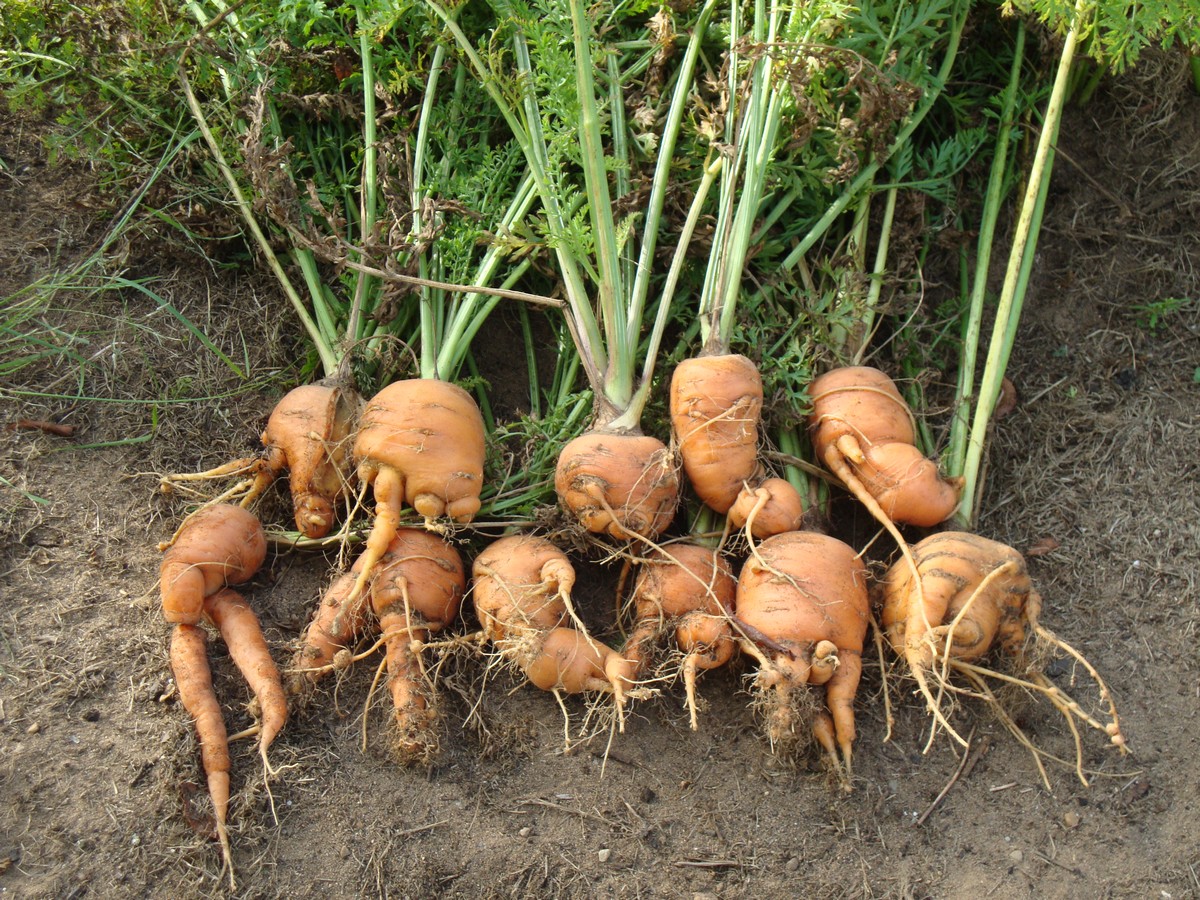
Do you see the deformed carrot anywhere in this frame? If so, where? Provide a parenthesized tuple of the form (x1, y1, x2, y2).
(160, 504, 266, 626)
(368, 529, 466, 762)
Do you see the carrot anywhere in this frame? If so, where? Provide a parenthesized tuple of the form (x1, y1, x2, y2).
(515, 626, 627, 695)
(368, 528, 466, 761)
(555, 428, 679, 541)
(170, 623, 234, 888)
(159, 379, 361, 540)
(471, 535, 571, 643)
(203, 588, 288, 766)
(251, 380, 362, 539)
(669, 353, 763, 514)
(160, 504, 267, 625)
(734, 531, 869, 788)
(621, 543, 736, 729)
(876, 531, 1126, 785)
(342, 378, 484, 615)
(809, 366, 961, 528)
(727, 477, 805, 539)
(287, 557, 371, 700)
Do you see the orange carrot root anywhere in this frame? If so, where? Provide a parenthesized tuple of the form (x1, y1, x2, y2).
(472, 535, 572, 643)
(809, 366, 960, 527)
(555, 428, 679, 540)
(728, 477, 805, 539)
(621, 543, 736, 728)
(344, 379, 485, 611)
(877, 531, 1126, 770)
(670, 353, 763, 514)
(170, 624, 234, 889)
(735, 532, 869, 784)
(203, 589, 288, 766)
(255, 380, 362, 539)
(369, 529, 466, 763)
(160, 504, 266, 626)
(288, 559, 373, 700)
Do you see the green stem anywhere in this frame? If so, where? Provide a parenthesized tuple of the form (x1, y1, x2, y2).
(851, 184, 897, 365)
(345, 8, 379, 353)
(624, 152, 724, 427)
(959, 0, 1084, 524)
(570, 0, 626, 405)
(946, 21, 1025, 479)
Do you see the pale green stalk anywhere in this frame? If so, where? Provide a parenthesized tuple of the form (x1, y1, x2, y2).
(625, 0, 721, 351)
(945, 21, 1026, 478)
(346, 9, 378, 351)
(628, 152, 724, 416)
(570, 0, 627, 405)
(959, 0, 1086, 523)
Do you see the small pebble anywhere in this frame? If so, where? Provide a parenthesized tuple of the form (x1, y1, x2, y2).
(26, 723, 40, 735)
(597, 848, 612, 863)
(1009, 850, 1024, 864)
(130, 835, 140, 847)
(785, 857, 800, 873)
(1063, 811, 1081, 828)
(518, 827, 532, 838)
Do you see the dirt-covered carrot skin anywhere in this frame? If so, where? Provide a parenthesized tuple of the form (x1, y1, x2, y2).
(203, 588, 287, 758)
(735, 531, 869, 784)
(555, 428, 679, 540)
(809, 366, 960, 527)
(621, 543, 736, 729)
(669, 353, 763, 514)
(170, 623, 234, 885)
(287, 557, 371, 699)
(254, 381, 362, 539)
(472, 535, 571, 642)
(728, 477, 805, 538)
(160, 504, 267, 626)
(369, 529, 466, 761)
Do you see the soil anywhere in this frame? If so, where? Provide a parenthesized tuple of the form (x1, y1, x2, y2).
(2, 53, 1199, 900)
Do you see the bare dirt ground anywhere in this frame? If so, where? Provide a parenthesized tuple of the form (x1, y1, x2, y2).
(2, 56, 1198, 900)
